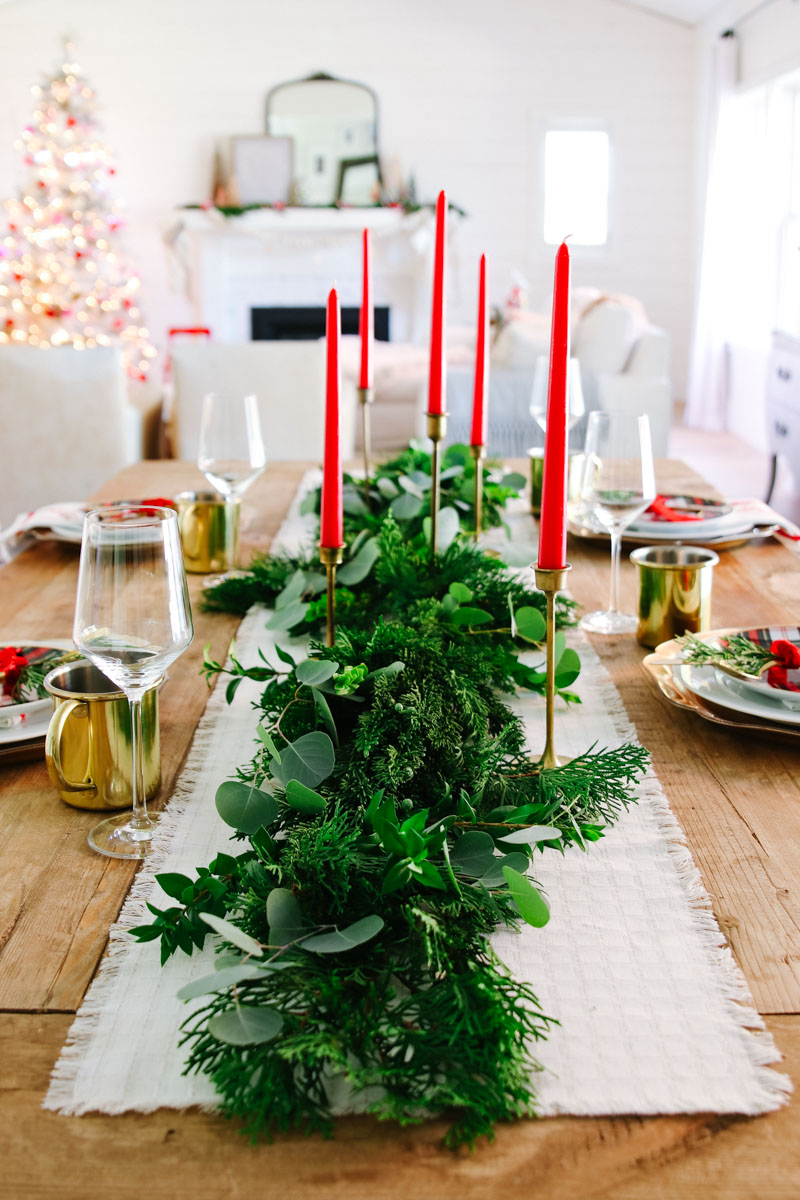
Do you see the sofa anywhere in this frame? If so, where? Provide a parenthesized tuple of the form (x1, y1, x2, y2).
(443, 289, 672, 458)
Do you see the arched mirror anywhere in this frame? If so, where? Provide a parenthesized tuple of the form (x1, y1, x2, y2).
(266, 72, 381, 206)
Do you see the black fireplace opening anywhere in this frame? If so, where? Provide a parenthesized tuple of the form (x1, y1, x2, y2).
(251, 306, 390, 342)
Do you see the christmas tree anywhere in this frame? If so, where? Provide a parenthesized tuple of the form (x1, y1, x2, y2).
(0, 43, 156, 380)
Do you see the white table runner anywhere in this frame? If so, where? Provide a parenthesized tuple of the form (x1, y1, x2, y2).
(45, 480, 791, 1119)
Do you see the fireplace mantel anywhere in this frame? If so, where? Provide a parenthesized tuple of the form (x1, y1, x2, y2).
(165, 206, 446, 345)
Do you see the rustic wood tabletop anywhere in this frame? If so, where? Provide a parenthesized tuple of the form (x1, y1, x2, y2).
(1, 459, 799, 1200)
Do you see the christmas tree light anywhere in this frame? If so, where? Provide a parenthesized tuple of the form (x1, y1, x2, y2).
(0, 42, 156, 380)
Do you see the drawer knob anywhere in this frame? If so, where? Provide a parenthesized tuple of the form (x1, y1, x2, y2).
(777, 366, 792, 381)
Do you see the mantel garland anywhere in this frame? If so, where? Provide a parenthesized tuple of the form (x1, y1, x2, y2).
(132, 459, 649, 1148)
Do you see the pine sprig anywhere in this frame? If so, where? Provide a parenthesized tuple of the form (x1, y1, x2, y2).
(678, 632, 773, 677)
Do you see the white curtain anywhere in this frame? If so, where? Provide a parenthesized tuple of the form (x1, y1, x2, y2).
(685, 34, 740, 430)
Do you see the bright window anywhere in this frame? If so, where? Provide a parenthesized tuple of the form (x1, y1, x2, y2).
(543, 131, 609, 246)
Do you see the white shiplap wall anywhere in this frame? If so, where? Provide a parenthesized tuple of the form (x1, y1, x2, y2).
(0, 0, 696, 393)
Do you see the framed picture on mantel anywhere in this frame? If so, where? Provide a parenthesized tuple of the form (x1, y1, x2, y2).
(228, 135, 293, 206)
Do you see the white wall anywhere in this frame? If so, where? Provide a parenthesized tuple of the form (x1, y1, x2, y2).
(0, 0, 696, 393)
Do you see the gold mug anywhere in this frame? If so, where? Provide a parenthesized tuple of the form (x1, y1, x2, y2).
(529, 449, 585, 515)
(44, 661, 162, 811)
(630, 545, 719, 649)
(175, 491, 240, 574)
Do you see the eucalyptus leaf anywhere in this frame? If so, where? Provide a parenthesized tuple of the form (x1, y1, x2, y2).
(302, 915, 384, 954)
(376, 476, 400, 499)
(502, 867, 550, 927)
(296, 659, 338, 686)
(449, 831, 496, 877)
(275, 569, 306, 610)
(515, 606, 547, 644)
(271, 731, 335, 788)
(257, 725, 281, 762)
(266, 601, 309, 633)
(448, 581, 473, 604)
(479, 851, 529, 888)
(436, 506, 460, 551)
(285, 779, 326, 815)
(177, 963, 269, 1001)
(208, 1005, 283, 1046)
(500, 472, 526, 491)
(299, 490, 317, 516)
(397, 474, 425, 497)
(215, 781, 278, 835)
(343, 487, 369, 516)
(555, 647, 581, 688)
(390, 492, 424, 521)
(199, 912, 264, 956)
(337, 537, 380, 586)
(311, 686, 338, 745)
(497, 825, 563, 845)
(155, 872, 194, 901)
(450, 606, 494, 628)
(267, 888, 305, 944)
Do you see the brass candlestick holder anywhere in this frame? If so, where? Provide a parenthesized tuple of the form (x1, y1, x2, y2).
(319, 545, 344, 647)
(427, 411, 448, 560)
(470, 444, 486, 542)
(534, 562, 572, 769)
(357, 386, 374, 505)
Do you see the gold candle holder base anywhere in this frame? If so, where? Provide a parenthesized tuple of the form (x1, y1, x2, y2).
(357, 386, 374, 505)
(427, 411, 448, 561)
(319, 544, 345, 647)
(470, 444, 486, 542)
(534, 562, 572, 770)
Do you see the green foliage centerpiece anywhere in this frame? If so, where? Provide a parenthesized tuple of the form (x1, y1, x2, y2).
(133, 449, 649, 1149)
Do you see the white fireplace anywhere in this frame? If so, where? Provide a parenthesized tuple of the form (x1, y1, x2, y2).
(165, 206, 440, 346)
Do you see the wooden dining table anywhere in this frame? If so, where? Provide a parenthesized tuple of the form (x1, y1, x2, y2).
(2, 457, 800, 1200)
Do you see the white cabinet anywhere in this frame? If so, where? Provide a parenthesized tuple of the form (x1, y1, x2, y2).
(766, 332, 800, 499)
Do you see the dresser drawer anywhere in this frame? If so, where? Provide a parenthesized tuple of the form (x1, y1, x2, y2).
(767, 347, 800, 412)
(766, 395, 800, 465)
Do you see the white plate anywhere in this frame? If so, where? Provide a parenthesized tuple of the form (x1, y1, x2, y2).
(0, 702, 51, 744)
(680, 662, 800, 727)
(628, 512, 751, 537)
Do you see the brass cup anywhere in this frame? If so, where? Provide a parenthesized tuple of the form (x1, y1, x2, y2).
(44, 661, 162, 811)
(630, 545, 719, 649)
(175, 491, 240, 574)
(529, 449, 584, 515)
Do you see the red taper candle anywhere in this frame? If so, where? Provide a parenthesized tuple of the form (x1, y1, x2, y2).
(538, 241, 571, 569)
(469, 253, 489, 446)
(358, 228, 373, 389)
(427, 189, 447, 416)
(320, 288, 343, 548)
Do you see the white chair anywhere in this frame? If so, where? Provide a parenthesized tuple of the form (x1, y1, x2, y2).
(168, 342, 357, 462)
(0, 345, 143, 529)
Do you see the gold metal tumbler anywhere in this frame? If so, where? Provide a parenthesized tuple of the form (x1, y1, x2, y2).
(630, 545, 719, 649)
(44, 661, 162, 810)
(174, 491, 240, 574)
(529, 449, 584, 515)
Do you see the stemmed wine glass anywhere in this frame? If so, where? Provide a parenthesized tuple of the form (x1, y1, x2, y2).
(197, 393, 266, 584)
(579, 411, 656, 635)
(530, 355, 585, 434)
(74, 505, 194, 858)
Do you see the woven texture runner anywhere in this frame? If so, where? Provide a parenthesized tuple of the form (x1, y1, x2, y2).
(45, 480, 791, 1119)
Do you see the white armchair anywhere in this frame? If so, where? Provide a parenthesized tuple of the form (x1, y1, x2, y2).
(168, 342, 357, 462)
(0, 345, 152, 529)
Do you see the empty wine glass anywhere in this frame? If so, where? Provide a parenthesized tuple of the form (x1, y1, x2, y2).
(579, 411, 656, 635)
(74, 505, 193, 858)
(530, 355, 585, 433)
(197, 392, 266, 585)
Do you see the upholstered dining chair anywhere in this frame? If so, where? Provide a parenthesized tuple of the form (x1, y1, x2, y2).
(168, 341, 357, 462)
(0, 345, 141, 529)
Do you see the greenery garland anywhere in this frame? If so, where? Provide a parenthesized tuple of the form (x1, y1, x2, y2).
(132, 455, 649, 1148)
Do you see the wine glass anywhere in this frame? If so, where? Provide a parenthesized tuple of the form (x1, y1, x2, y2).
(579, 411, 656, 635)
(74, 505, 193, 858)
(530, 355, 585, 433)
(197, 392, 266, 584)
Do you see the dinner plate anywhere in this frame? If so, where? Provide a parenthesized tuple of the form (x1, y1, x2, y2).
(642, 641, 800, 745)
(685, 626, 800, 709)
(679, 661, 800, 726)
(567, 510, 761, 549)
(0, 702, 51, 744)
(627, 494, 735, 536)
(0, 645, 70, 731)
